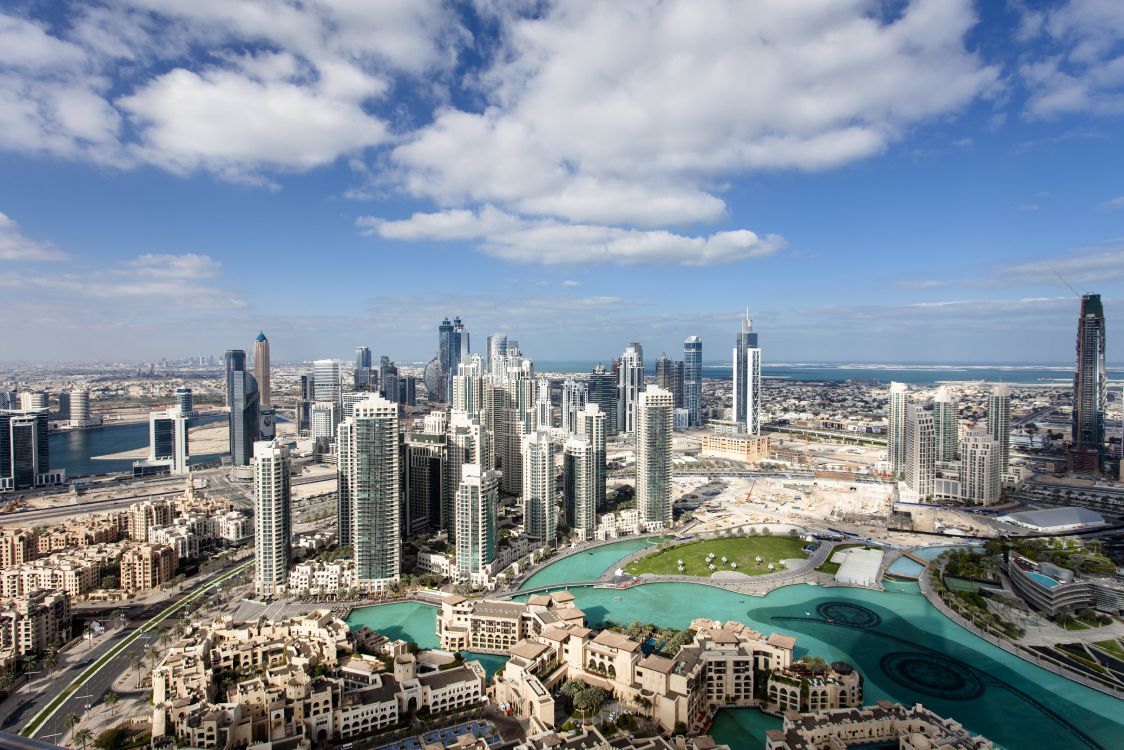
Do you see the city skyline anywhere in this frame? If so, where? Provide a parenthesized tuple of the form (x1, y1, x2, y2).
(0, 2, 1123, 362)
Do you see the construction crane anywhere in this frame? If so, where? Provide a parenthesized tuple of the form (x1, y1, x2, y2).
(1055, 271, 1080, 297)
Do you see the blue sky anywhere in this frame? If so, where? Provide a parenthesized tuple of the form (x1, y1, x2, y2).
(1, 0, 1123, 365)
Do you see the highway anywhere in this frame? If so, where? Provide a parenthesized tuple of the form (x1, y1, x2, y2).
(10, 559, 252, 741)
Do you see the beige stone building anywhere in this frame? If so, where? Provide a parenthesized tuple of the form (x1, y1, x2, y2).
(127, 498, 175, 541)
(765, 701, 993, 750)
(152, 611, 485, 750)
(444, 593, 802, 734)
(699, 433, 770, 463)
(120, 543, 177, 593)
(0, 589, 70, 666)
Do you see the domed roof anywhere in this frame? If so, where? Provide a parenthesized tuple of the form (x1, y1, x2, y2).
(830, 661, 854, 675)
(255, 331, 267, 342)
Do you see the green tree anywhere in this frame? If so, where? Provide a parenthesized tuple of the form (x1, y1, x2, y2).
(73, 728, 92, 750)
(103, 691, 119, 715)
(64, 713, 81, 732)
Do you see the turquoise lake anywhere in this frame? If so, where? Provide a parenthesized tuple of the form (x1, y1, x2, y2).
(349, 539, 1123, 750)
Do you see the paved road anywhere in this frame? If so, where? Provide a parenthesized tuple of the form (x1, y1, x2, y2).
(10, 560, 251, 740)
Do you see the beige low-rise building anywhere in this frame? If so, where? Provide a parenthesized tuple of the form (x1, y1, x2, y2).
(0, 548, 107, 598)
(452, 593, 799, 734)
(700, 433, 770, 463)
(765, 701, 993, 750)
(153, 611, 484, 750)
(0, 589, 70, 666)
(120, 542, 177, 593)
(766, 661, 863, 712)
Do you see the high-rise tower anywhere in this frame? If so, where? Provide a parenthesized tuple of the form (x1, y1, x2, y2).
(522, 430, 556, 546)
(225, 350, 259, 466)
(1070, 293, 1106, 473)
(636, 387, 674, 529)
(904, 403, 935, 499)
(576, 403, 606, 511)
(684, 336, 703, 427)
(340, 395, 400, 590)
(455, 464, 498, 582)
(253, 440, 291, 597)
(561, 380, 588, 434)
(253, 331, 271, 406)
(563, 435, 596, 540)
(588, 364, 618, 436)
(886, 382, 909, 477)
(617, 342, 645, 435)
(987, 384, 1011, 472)
(932, 386, 959, 463)
(732, 313, 761, 434)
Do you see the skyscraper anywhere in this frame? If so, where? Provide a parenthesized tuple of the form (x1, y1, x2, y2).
(563, 435, 596, 540)
(987, 384, 1011, 472)
(175, 386, 193, 416)
(404, 427, 445, 535)
(438, 316, 470, 401)
(253, 331, 271, 406)
(588, 364, 618, 436)
(1070, 293, 1106, 474)
(904, 403, 935, 500)
(536, 376, 553, 428)
(148, 407, 189, 474)
(732, 313, 761, 435)
(225, 350, 260, 466)
(655, 354, 685, 409)
(455, 464, 498, 582)
(636, 387, 674, 529)
(340, 395, 400, 591)
(618, 342, 645, 435)
(576, 403, 606, 511)
(683, 336, 703, 427)
(0, 409, 51, 491)
(522, 430, 556, 546)
(486, 333, 508, 374)
(932, 387, 958, 463)
(560, 380, 588, 434)
(447, 412, 488, 538)
(355, 346, 373, 389)
(313, 359, 342, 404)
(886, 382, 909, 477)
(498, 358, 536, 496)
(452, 355, 486, 417)
(253, 440, 291, 597)
(959, 428, 1001, 506)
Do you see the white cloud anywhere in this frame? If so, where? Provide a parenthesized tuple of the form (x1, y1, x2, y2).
(0, 212, 68, 261)
(1020, 0, 1124, 118)
(892, 280, 946, 289)
(118, 66, 390, 178)
(993, 244, 1124, 285)
(561, 279, 582, 287)
(0, 252, 245, 310)
(361, 206, 786, 266)
(391, 0, 997, 228)
(1099, 196, 1124, 211)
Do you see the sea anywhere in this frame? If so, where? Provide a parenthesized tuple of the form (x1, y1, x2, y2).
(535, 361, 1120, 385)
(50, 414, 226, 478)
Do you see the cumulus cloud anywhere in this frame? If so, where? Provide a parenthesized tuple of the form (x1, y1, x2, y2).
(360, 206, 786, 266)
(390, 0, 997, 230)
(1098, 195, 1124, 211)
(1019, 0, 1124, 118)
(0, 212, 68, 261)
(892, 280, 946, 289)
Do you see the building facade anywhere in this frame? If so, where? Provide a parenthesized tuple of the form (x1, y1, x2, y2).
(253, 440, 292, 598)
(636, 387, 674, 529)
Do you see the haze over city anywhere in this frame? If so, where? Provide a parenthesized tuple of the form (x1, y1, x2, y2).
(1, 1, 1124, 362)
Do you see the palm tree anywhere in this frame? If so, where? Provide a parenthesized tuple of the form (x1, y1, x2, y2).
(72, 728, 92, 750)
(104, 691, 119, 715)
(63, 713, 81, 733)
(44, 650, 58, 671)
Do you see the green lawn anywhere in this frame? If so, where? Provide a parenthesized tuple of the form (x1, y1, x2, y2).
(1092, 639, 1124, 659)
(625, 536, 808, 577)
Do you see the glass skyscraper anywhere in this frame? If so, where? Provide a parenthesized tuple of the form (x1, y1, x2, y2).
(225, 349, 260, 466)
(1070, 293, 1106, 473)
(683, 336, 702, 427)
